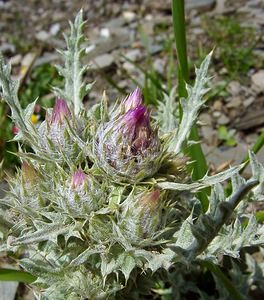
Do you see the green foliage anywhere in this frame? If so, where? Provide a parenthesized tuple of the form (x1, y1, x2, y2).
(218, 125, 237, 147)
(202, 15, 258, 78)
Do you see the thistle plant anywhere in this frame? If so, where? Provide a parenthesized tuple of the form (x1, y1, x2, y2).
(0, 11, 264, 300)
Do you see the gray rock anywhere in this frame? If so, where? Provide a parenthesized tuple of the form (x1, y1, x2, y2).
(35, 30, 50, 41)
(226, 96, 242, 108)
(251, 70, 264, 93)
(9, 54, 22, 66)
(244, 96, 255, 108)
(122, 11, 136, 22)
(123, 49, 141, 62)
(201, 126, 216, 145)
(0, 43, 15, 54)
(91, 54, 115, 70)
(153, 58, 166, 75)
(49, 23, 61, 36)
(217, 114, 230, 125)
(227, 81, 241, 96)
(186, 0, 216, 12)
(123, 61, 135, 72)
(149, 44, 163, 55)
(0, 281, 19, 300)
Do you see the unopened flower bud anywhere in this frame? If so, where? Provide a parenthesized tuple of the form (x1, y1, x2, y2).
(120, 189, 161, 243)
(95, 88, 161, 182)
(70, 170, 87, 189)
(123, 87, 142, 112)
(12, 125, 19, 135)
(61, 170, 104, 217)
(51, 99, 71, 125)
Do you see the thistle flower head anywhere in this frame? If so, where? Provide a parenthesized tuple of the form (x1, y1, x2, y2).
(123, 87, 142, 112)
(51, 98, 71, 125)
(140, 189, 160, 211)
(120, 189, 162, 243)
(70, 170, 87, 189)
(94, 88, 162, 182)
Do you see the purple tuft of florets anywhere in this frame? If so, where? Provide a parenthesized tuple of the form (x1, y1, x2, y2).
(123, 87, 142, 112)
(51, 99, 71, 125)
(71, 170, 87, 189)
(118, 104, 152, 154)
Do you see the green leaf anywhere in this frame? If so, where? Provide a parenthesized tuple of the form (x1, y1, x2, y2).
(0, 268, 36, 283)
(158, 164, 242, 191)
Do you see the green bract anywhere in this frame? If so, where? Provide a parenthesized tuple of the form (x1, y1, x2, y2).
(0, 11, 263, 300)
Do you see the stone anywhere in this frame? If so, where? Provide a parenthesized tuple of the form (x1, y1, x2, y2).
(35, 30, 50, 41)
(227, 81, 241, 96)
(153, 58, 166, 75)
(122, 11, 136, 22)
(226, 96, 242, 108)
(213, 100, 223, 111)
(0, 282, 19, 300)
(90, 54, 115, 70)
(200, 112, 213, 126)
(217, 114, 230, 125)
(123, 49, 141, 62)
(100, 28, 111, 38)
(33, 52, 60, 68)
(0, 43, 15, 54)
(251, 70, 264, 93)
(141, 21, 154, 35)
(123, 61, 135, 72)
(49, 23, 60, 36)
(149, 44, 163, 55)
(244, 96, 255, 108)
(9, 54, 22, 66)
(201, 126, 216, 145)
(185, 0, 216, 12)
(213, 111, 221, 118)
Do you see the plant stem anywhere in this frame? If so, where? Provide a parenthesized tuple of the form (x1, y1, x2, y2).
(171, 0, 209, 211)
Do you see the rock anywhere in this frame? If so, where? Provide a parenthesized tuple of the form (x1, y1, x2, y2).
(122, 11, 136, 22)
(226, 96, 242, 108)
(33, 52, 60, 68)
(213, 100, 223, 111)
(0, 43, 15, 54)
(153, 58, 166, 75)
(201, 126, 216, 145)
(217, 114, 230, 125)
(9, 54, 22, 66)
(123, 49, 141, 62)
(85, 44, 96, 54)
(200, 112, 213, 126)
(123, 61, 135, 72)
(100, 28, 111, 38)
(35, 30, 50, 41)
(0, 282, 19, 300)
(251, 70, 264, 93)
(186, 0, 216, 12)
(141, 21, 154, 35)
(227, 81, 241, 96)
(104, 17, 126, 29)
(234, 109, 264, 130)
(91, 54, 115, 70)
(149, 44, 163, 55)
(244, 96, 255, 108)
(213, 111, 221, 118)
(49, 23, 60, 36)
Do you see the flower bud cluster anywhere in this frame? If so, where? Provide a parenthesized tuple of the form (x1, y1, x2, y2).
(94, 88, 162, 182)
